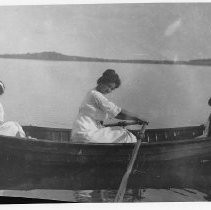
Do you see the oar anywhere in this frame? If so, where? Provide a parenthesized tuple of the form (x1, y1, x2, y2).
(114, 122, 148, 202)
(104, 121, 140, 127)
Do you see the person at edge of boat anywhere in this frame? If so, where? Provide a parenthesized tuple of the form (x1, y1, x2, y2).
(71, 69, 148, 143)
(0, 81, 26, 138)
(197, 97, 211, 138)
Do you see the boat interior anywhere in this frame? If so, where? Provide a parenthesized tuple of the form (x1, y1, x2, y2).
(22, 125, 205, 143)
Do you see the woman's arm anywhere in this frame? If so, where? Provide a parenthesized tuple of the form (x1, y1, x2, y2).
(115, 108, 147, 124)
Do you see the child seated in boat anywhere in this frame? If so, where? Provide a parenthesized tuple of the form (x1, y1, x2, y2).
(197, 97, 211, 138)
(71, 69, 148, 143)
(0, 81, 26, 138)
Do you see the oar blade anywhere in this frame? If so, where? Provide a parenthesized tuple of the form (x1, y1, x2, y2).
(114, 172, 130, 202)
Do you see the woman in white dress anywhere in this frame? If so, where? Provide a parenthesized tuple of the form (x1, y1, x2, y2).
(0, 81, 26, 138)
(71, 69, 147, 143)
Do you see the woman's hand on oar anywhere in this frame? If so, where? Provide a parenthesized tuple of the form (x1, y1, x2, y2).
(136, 119, 149, 125)
(105, 120, 149, 127)
(105, 121, 142, 127)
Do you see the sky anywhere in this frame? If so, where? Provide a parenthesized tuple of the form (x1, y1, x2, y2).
(1, 2, 211, 60)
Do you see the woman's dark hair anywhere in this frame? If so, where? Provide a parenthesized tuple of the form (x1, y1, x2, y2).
(0, 81, 5, 95)
(97, 69, 121, 88)
(208, 97, 211, 106)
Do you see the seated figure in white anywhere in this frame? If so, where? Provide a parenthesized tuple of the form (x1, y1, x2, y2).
(71, 69, 148, 143)
(0, 81, 26, 138)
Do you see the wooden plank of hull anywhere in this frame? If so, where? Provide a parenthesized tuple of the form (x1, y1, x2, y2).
(1, 135, 211, 167)
(141, 138, 211, 162)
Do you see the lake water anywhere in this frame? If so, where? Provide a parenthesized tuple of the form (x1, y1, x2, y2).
(1, 58, 211, 129)
(0, 188, 209, 202)
(1, 58, 211, 203)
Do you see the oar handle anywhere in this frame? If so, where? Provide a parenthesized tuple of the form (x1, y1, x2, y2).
(105, 120, 148, 127)
(138, 122, 148, 135)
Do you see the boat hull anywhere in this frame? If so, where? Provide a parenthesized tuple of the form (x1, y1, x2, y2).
(0, 133, 211, 190)
(0, 124, 211, 190)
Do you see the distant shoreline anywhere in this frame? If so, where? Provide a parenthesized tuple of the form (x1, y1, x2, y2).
(0, 51, 211, 66)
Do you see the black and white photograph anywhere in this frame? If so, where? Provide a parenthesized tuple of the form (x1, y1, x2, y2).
(0, 0, 211, 205)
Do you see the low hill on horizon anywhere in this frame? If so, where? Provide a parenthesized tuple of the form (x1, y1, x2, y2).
(0, 51, 211, 66)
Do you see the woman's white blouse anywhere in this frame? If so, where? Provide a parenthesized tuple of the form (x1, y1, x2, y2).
(71, 89, 136, 143)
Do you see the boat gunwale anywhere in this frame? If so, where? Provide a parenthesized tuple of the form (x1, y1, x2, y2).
(23, 125, 203, 133)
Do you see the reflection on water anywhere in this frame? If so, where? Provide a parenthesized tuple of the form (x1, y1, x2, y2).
(0, 188, 210, 202)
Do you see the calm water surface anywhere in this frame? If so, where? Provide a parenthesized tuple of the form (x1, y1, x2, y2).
(1, 58, 211, 129)
(0, 188, 210, 202)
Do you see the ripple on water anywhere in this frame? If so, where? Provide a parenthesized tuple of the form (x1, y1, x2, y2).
(0, 188, 209, 202)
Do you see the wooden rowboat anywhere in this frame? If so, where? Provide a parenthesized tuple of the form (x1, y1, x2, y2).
(0, 124, 211, 190)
